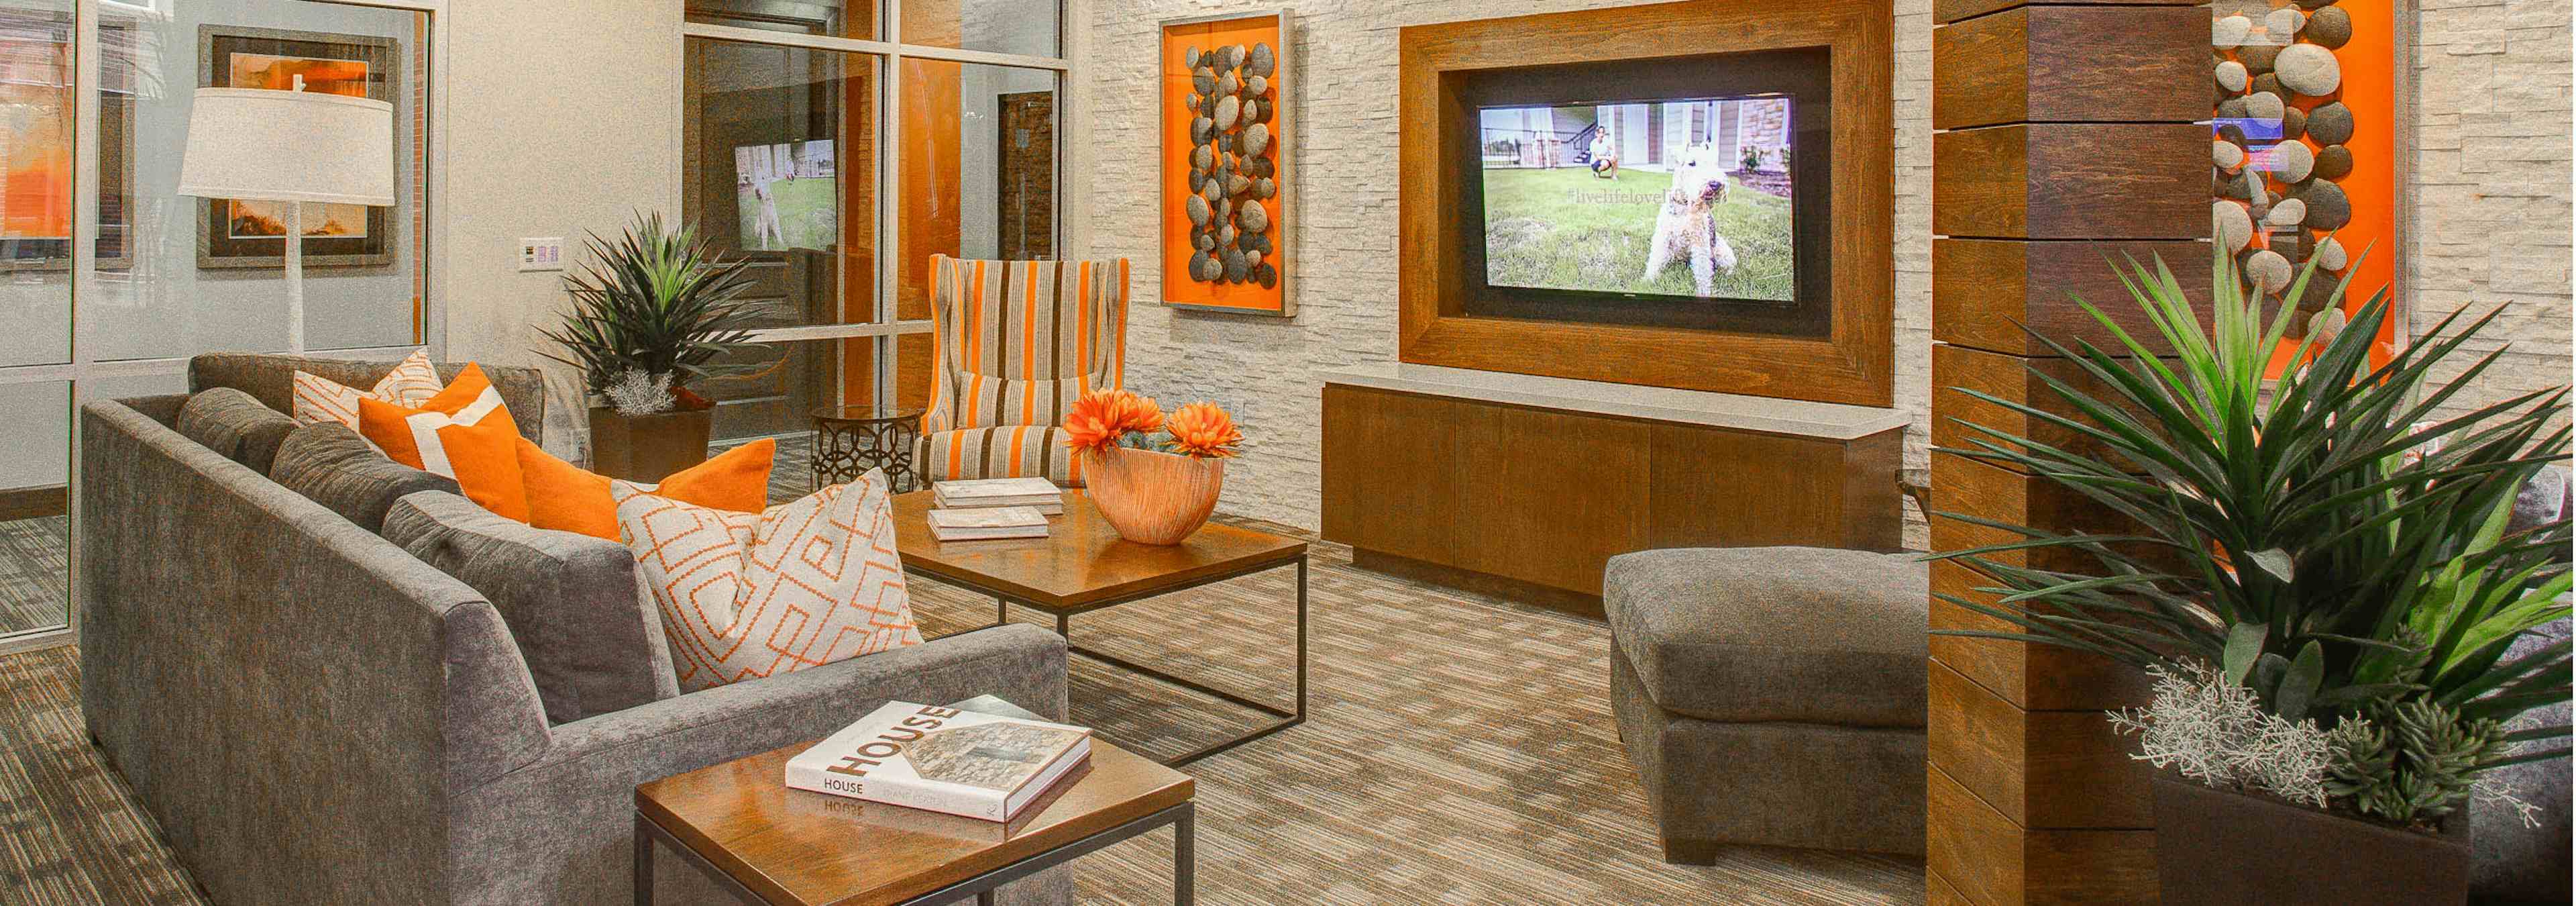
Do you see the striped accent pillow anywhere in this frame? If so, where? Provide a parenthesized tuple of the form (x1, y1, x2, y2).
(918, 425, 1079, 486)
(356, 364, 530, 522)
(950, 372, 1087, 430)
(292, 348, 444, 428)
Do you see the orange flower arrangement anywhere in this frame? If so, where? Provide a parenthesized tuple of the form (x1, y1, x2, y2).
(1063, 389, 1165, 456)
(1164, 402, 1243, 458)
(1062, 389, 1243, 459)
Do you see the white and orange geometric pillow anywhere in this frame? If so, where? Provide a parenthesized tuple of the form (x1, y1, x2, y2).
(357, 363, 530, 522)
(612, 469, 922, 691)
(290, 348, 445, 428)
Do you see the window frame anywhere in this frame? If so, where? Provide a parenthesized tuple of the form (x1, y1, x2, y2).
(0, 0, 449, 655)
(682, 0, 1071, 417)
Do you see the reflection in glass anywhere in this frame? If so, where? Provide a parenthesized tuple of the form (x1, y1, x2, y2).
(0, 379, 66, 638)
(0, 1, 74, 368)
(686, 38, 882, 442)
(899, 0, 1059, 58)
(93, 1, 429, 360)
(686, 0, 877, 41)
(896, 58, 1057, 410)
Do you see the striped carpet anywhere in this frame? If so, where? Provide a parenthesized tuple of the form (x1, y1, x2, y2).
(0, 450, 1923, 903)
(0, 516, 68, 637)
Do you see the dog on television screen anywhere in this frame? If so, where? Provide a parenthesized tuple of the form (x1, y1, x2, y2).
(1642, 142, 1739, 297)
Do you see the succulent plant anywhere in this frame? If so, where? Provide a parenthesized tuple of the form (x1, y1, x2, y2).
(1931, 252, 2571, 825)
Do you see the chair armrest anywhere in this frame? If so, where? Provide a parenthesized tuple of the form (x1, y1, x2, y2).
(445, 624, 1068, 903)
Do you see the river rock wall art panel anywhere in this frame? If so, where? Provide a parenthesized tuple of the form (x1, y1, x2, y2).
(2211, 0, 2404, 356)
(1159, 10, 1294, 315)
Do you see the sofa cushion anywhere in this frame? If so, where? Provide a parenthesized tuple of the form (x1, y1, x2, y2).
(385, 491, 677, 724)
(270, 422, 460, 534)
(521, 437, 775, 541)
(175, 387, 297, 474)
(191, 351, 547, 444)
(1603, 546, 1929, 728)
(358, 364, 530, 521)
(615, 469, 922, 692)
(290, 348, 445, 427)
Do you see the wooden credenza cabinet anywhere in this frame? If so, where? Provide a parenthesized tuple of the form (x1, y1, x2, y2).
(1320, 365, 1907, 618)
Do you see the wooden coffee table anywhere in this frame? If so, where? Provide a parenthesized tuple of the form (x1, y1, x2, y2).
(635, 727, 1194, 905)
(892, 490, 1308, 766)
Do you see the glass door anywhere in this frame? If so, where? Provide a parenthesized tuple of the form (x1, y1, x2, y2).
(0, 0, 438, 652)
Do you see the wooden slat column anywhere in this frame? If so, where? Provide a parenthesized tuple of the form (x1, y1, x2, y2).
(1927, 1, 2208, 903)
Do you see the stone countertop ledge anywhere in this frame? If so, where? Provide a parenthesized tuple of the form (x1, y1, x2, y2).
(1317, 362, 1911, 441)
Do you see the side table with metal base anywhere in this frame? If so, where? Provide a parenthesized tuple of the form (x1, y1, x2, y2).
(812, 405, 924, 492)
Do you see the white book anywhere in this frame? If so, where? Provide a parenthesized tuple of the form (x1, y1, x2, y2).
(786, 701, 1093, 821)
(936, 495, 1065, 515)
(934, 477, 1060, 503)
(928, 506, 1051, 541)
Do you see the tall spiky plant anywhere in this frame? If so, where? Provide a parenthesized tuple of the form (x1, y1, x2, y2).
(1929, 250, 2569, 817)
(540, 213, 769, 401)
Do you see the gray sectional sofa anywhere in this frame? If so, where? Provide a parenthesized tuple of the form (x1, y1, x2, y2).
(80, 354, 1073, 905)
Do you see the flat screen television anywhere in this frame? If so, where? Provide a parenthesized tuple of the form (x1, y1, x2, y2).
(734, 139, 839, 252)
(1477, 95, 1798, 305)
(1450, 48, 1832, 337)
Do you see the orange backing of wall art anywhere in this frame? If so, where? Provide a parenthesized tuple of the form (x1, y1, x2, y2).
(1159, 15, 1291, 315)
(2255, 0, 2399, 374)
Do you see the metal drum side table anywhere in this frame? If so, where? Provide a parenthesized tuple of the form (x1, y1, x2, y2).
(810, 405, 924, 493)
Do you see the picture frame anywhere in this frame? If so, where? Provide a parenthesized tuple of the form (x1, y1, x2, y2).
(1157, 9, 1294, 317)
(195, 24, 398, 270)
(0, 10, 131, 272)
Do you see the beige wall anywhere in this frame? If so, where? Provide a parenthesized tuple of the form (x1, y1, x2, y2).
(2407, 0, 2573, 430)
(437, 0, 683, 454)
(1077, 0, 1940, 536)
(1077, 1, 2569, 536)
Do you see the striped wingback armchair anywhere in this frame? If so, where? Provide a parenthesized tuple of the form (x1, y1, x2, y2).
(914, 255, 1130, 487)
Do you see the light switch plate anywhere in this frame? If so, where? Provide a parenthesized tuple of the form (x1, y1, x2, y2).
(519, 238, 565, 271)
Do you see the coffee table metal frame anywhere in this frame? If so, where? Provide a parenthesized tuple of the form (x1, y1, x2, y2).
(634, 801, 1196, 906)
(912, 552, 1308, 768)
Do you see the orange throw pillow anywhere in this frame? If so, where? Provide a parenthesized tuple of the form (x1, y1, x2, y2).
(519, 438, 775, 540)
(358, 364, 530, 521)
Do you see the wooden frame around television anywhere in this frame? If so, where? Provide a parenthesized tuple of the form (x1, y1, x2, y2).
(1396, 0, 1894, 407)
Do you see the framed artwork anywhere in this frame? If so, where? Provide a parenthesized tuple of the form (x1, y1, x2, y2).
(2210, 0, 2408, 362)
(1158, 9, 1293, 316)
(196, 25, 397, 270)
(0, 10, 131, 272)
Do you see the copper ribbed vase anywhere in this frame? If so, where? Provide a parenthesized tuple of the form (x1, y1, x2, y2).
(1084, 446, 1224, 545)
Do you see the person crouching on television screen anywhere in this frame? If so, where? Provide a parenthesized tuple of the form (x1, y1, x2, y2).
(1588, 130, 1619, 181)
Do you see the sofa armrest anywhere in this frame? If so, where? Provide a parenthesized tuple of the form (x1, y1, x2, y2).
(444, 623, 1068, 903)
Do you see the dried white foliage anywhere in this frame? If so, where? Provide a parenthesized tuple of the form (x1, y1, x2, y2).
(604, 368, 674, 417)
(2476, 776, 2544, 829)
(2107, 661, 2339, 807)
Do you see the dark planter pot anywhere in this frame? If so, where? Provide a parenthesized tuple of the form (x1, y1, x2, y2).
(587, 405, 712, 483)
(2152, 773, 2471, 905)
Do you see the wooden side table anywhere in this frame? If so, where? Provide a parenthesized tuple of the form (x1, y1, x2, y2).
(635, 699, 1196, 905)
(812, 405, 924, 493)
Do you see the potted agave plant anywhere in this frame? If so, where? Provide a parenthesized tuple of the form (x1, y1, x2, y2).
(540, 213, 769, 482)
(1061, 389, 1243, 544)
(1932, 253, 2571, 905)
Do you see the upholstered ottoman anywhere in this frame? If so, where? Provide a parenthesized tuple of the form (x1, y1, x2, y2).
(1604, 546, 1929, 862)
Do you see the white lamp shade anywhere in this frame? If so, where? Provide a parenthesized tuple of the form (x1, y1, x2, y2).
(175, 87, 395, 205)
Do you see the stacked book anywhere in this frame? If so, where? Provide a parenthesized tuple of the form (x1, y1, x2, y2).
(926, 507, 1050, 542)
(786, 701, 1093, 822)
(933, 477, 1065, 515)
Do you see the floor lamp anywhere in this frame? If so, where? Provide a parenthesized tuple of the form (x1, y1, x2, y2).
(175, 76, 394, 355)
